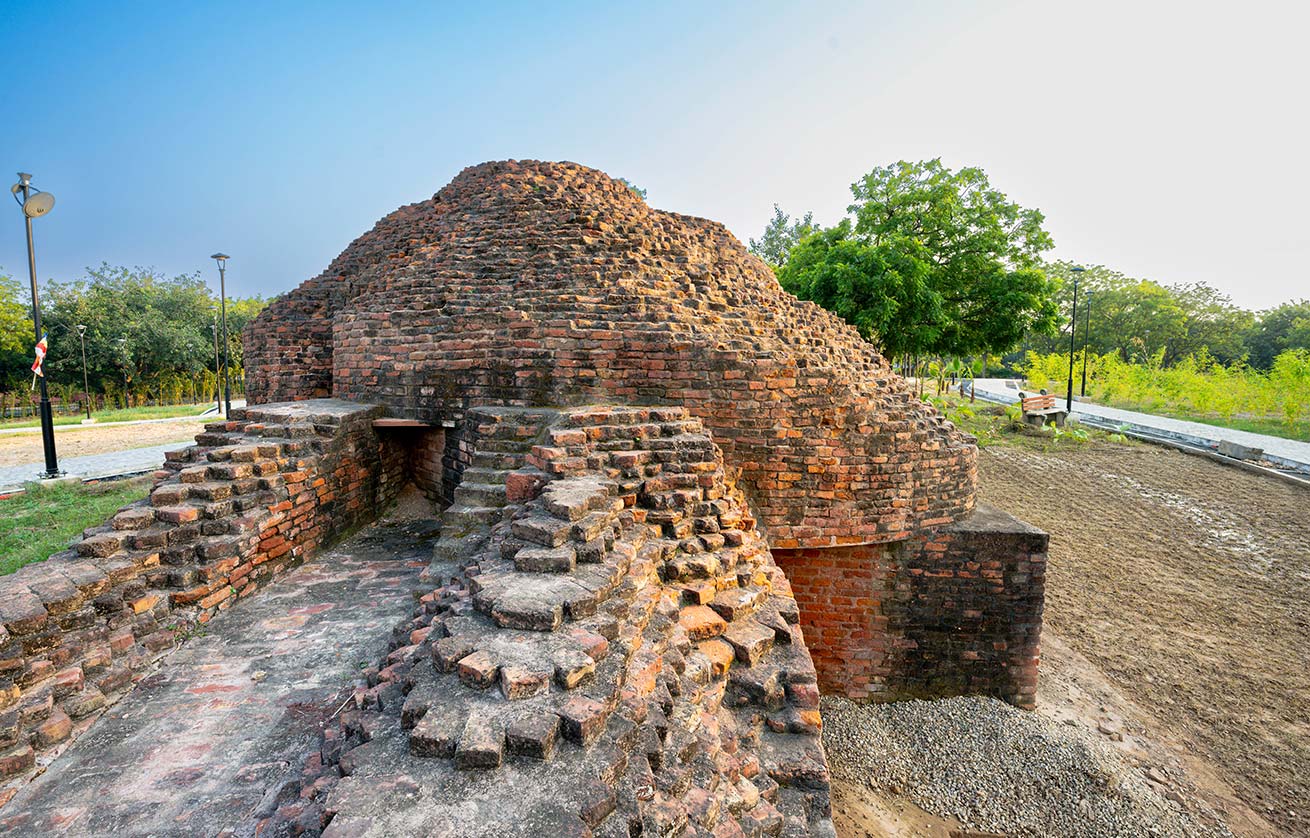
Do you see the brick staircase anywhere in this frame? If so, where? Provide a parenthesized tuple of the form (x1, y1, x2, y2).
(299, 405, 833, 837)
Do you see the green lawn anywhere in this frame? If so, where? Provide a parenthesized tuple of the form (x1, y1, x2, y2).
(0, 478, 150, 575)
(0, 402, 217, 430)
(1098, 402, 1310, 442)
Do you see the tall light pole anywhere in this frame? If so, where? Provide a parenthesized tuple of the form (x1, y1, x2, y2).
(11, 173, 61, 479)
(117, 337, 130, 407)
(211, 253, 231, 417)
(1065, 265, 1085, 413)
(1080, 290, 1093, 397)
(76, 324, 91, 419)
(212, 316, 221, 414)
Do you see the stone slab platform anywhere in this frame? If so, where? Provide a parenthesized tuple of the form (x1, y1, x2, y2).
(0, 516, 437, 837)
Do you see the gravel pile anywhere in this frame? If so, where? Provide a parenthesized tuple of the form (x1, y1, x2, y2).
(821, 695, 1234, 838)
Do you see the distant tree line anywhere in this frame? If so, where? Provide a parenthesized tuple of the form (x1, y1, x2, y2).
(0, 264, 268, 411)
(751, 159, 1309, 374)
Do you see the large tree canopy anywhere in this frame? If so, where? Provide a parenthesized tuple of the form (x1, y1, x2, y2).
(0, 264, 268, 401)
(1245, 299, 1310, 370)
(1029, 262, 1258, 366)
(748, 205, 817, 270)
(776, 159, 1058, 359)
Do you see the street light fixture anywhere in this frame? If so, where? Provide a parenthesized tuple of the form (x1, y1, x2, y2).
(1065, 265, 1085, 413)
(10, 173, 62, 479)
(211, 253, 231, 418)
(76, 324, 91, 420)
(1080, 290, 1094, 397)
(118, 337, 130, 407)
(211, 316, 221, 414)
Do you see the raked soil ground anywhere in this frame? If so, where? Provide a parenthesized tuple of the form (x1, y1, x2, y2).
(0, 419, 207, 468)
(828, 434, 1308, 837)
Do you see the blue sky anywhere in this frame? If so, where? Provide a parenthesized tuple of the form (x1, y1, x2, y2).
(2, 1, 1306, 309)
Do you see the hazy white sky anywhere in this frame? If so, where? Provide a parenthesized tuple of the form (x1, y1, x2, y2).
(4, 0, 1306, 310)
(666, 0, 1310, 310)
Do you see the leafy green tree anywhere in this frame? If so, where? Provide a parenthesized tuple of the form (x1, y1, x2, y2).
(1245, 300, 1310, 370)
(1171, 282, 1255, 364)
(618, 178, 647, 200)
(778, 159, 1058, 360)
(0, 274, 32, 355)
(779, 221, 939, 359)
(749, 205, 817, 270)
(0, 274, 36, 397)
(1032, 263, 1255, 366)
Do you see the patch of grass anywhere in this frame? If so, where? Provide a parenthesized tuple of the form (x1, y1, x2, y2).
(1101, 404, 1310, 443)
(0, 402, 216, 430)
(0, 477, 150, 575)
(926, 392, 1127, 450)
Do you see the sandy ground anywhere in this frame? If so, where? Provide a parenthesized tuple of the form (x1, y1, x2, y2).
(0, 420, 207, 468)
(980, 438, 1308, 835)
(831, 435, 1308, 837)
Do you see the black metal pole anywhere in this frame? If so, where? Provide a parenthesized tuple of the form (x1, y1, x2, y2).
(20, 182, 61, 478)
(79, 330, 91, 419)
(1080, 292, 1092, 397)
(1066, 275, 1079, 413)
(212, 318, 221, 414)
(219, 263, 231, 417)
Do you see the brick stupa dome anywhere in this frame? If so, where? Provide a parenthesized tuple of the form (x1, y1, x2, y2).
(246, 160, 977, 549)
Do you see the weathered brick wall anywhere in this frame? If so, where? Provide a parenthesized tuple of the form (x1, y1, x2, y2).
(244, 160, 977, 549)
(267, 405, 834, 837)
(772, 544, 887, 700)
(409, 428, 446, 506)
(439, 419, 479, 507)
(0, 399, 401, 800)
(239, 160, 1049, 720)
(772, 505, 1047, 708)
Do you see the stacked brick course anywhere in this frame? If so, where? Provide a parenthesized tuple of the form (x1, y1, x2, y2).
(773, 507, 1047, 708)
(0, 399, 398, 800)
(265, 406, 833, 837)
(245, 160, 976, 550)
(243, 159, 1047, 709)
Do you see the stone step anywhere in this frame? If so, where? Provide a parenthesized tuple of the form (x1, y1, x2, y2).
(472, 452, 526, 470)
(431, 532, 488, 565)
(454, 482, 507, 508)
(441, 505, 506, 537)
(475, 441, 537, 456)
(458, 466, 507, 485)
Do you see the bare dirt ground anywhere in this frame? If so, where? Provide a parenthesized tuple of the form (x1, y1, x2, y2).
(981, 438, 1308, 836)
(830, 435, 1308, 837)
(0, 420, 206, 468)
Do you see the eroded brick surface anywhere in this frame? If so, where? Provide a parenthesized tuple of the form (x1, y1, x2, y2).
(0, 160, 1049, 835)
(0, 400, 405, 798)
(244, 159, 977, 550)
(0, 517, 432, 836)
(260, 407, 835, 837)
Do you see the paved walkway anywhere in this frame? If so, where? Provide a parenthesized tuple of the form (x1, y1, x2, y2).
(0, 515, 435, 837)
(0, 443, 179, 493)
(0, 400, 245, 436)
(973, 378, 1310, 471)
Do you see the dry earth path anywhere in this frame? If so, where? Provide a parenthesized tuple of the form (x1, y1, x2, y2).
(0, 421, 208, 469)
(0, 512, 436, 837)
(980, 439, 1308, 836)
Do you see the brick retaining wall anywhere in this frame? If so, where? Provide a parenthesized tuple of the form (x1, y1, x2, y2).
(0, 399, 406, 801)
(245, 160, 977, 550)
(772, 505, 1047, 708)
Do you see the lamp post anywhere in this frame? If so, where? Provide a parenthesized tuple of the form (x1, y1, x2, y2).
(211, 316, 221, 414)
(211, 253, 231, 417)
(1080, 290, 1093, 397)
(76, 324, 91, 420)
(1065, 265, 1085, 413)
(10, 173, 61, 479)
(118, 337, 130, 408)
